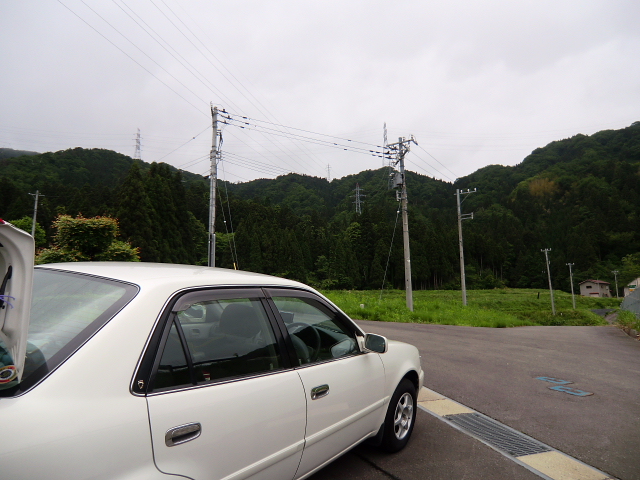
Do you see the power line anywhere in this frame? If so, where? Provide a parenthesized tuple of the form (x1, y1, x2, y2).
(56, 0, 208, 116)
(222, 114, 392, 160)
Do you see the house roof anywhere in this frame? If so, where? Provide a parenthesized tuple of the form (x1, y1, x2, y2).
(579, 279, 611, 285)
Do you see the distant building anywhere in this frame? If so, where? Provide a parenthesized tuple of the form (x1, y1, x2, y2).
(579, 280, 612, 298)
(624, 277, 640, 297)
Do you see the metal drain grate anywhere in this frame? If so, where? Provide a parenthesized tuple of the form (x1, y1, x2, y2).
(446, 413, 552, 457)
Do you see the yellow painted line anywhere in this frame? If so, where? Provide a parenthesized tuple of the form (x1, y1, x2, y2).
(518, 451, 613, 480)
(416, 387, 617, 480)
(419, 398, 475, 416)
(418, 387, 474, 416)
(417, 386, 445, 402)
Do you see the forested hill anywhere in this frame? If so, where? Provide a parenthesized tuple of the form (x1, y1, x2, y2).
(1, 121, 639, 292)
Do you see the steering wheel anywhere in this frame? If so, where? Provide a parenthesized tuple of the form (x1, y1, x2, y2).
(287, 322, 321, 362)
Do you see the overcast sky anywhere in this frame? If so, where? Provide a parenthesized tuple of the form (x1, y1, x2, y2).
(1, 0, 639, 184)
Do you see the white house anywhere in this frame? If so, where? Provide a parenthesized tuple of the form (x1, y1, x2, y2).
(624, 277, 640, 297)
(579, 279, 611, 297)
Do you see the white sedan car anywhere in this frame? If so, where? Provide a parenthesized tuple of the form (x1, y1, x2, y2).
(0, 220, 423, 480)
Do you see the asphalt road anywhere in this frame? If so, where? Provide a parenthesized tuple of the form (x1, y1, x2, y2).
(310, 322, 640, 480)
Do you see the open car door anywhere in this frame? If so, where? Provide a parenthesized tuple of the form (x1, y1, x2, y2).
(0, 220, 34, 387)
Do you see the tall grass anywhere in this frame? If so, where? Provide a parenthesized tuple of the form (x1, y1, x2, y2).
(322, 289, 621, 327)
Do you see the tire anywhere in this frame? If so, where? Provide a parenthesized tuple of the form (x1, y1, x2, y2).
(380, 378, 417, 453)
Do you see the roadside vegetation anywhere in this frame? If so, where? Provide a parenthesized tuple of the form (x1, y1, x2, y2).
(617, 309, 640, 332)
(323, 289, 621, 327)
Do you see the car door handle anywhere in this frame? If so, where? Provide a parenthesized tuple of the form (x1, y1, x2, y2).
(165, 422, 202, 447)
(311, 384, 330, 400)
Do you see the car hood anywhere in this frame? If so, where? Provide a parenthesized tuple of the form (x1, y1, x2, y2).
(0, 220, 34, 383)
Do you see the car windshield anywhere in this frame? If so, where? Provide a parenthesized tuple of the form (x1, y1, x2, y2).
(0, 268, 138, 395)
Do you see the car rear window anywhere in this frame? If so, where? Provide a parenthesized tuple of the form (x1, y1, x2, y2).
(0, 268, 138, 396)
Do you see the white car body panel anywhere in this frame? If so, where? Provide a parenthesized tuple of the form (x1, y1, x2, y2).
(1, 290, 172, 480)
(0, 220, 34, 382)
(294, 353, 386, 478)
(147, 370, 307, 480)
(0, 262, 424, 480)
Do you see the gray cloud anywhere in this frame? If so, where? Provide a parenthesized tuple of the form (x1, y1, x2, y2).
(1, 0, 638, 183)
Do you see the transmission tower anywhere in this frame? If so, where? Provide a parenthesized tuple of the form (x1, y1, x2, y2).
(383, 122, 388, 168)
(353, 183, 365, 214)
(327, 164, 331, 182)
(387, 135, 417, 311)
(133, 128, 142, 160)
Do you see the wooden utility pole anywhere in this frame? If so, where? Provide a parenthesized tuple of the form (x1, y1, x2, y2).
(208, 105, 219, 267)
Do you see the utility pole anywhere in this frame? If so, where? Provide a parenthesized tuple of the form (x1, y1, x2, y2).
(542, 248, 556, 315)
(387, 136, 417, 311)
(612, 270, 619, 298)
(208, 105, 219, 268)
(353, 183, 365, 214)
(456, 188, 476, 306)
(567, 263, 576, 309)
(28, 190, 43, 237)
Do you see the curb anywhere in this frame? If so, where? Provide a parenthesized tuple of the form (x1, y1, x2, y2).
(417, 387, 618, 480)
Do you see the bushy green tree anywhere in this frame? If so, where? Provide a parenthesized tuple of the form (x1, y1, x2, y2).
(7, 216, 47, 247)
(36, 215, 139, 264)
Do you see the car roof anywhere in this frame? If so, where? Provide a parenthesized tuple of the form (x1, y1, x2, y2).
(36, 262, 312, 291)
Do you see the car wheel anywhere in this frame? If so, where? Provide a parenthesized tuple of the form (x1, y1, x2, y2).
(380, 378, 416, 452)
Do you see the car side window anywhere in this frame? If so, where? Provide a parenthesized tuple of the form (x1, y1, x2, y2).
(152, 297, 284, 391)
(272, 296, 359, 365)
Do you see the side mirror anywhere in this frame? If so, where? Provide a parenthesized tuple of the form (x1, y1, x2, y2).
(364, 333, 388, 354)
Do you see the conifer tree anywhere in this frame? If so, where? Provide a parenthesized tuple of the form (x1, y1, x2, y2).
(117, 163, 158, 261)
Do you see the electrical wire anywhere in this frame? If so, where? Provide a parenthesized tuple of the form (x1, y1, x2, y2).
(222, 116, 392, 161)
(380, 206, 402, 301)
(416, 144, 459, 180)
(56, 0, 208, 116)
(224, 112, 387, 149)
(157, 125, 211, 162)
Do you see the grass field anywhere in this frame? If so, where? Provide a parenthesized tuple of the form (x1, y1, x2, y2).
(322, 288, 622, 327)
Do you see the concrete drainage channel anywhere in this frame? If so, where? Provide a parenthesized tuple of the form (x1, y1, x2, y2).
(416, 387, 618, 480)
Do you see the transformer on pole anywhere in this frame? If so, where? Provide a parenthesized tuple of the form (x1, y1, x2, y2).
(387, 135, 417, 311)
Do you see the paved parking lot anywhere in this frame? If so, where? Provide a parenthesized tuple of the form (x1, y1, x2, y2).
(310, 322, 640, 480)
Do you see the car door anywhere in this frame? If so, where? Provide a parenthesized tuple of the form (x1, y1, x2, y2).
(141, 288, 307, 480)
(0, 220, 34, 386)
(265, 289, 386, 478)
